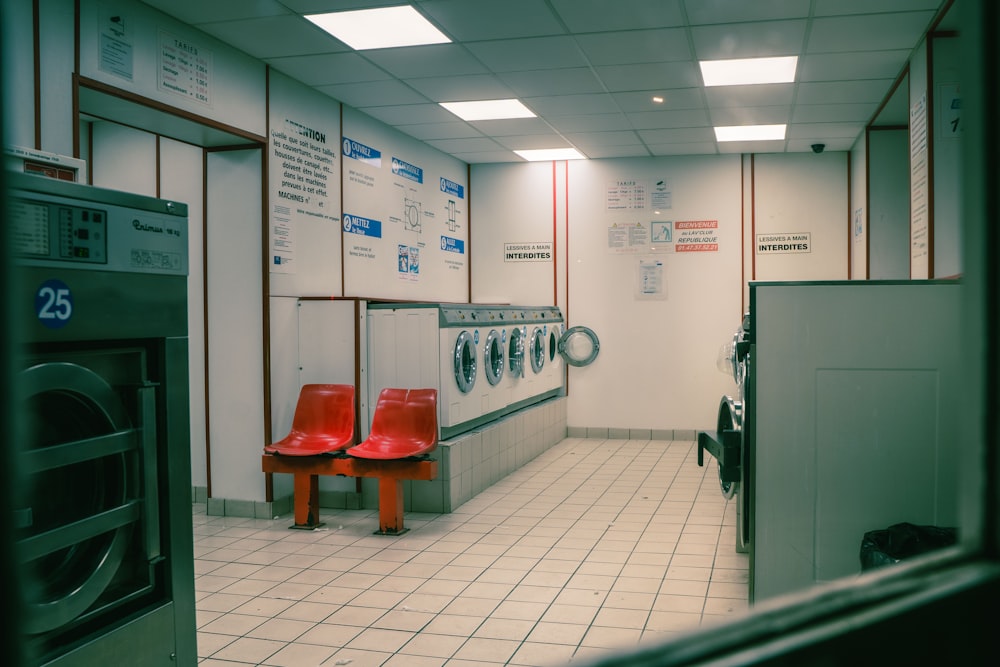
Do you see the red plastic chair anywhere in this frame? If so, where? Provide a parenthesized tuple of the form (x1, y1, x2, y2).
(348, 388, 438, 459)
(264, 384, 356, 456)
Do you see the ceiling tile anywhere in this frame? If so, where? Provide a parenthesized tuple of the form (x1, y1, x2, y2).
(584, 145, 655, 158)
(494, 134, 572, 150)
(362, 44, 489, 79)
(648, 142, 720, 155)
(807, 12, 937, 53)
(685, 0, 812, 25)
(797, 50, 911, 82)
(709, 105, 791, 125)
(595, 61, 701, 91)
(452, 150, 523, 163)
(140, 0, 290, 24)
(468, 118, 556, 137)
(391, 121, 484, 141)
(786, 137, 856, 152)
(419, 0, 565, 41)
(405, 74, 515, 102)
(197, 16, 345, 59)
(546, 114, 635, 133)
(564, 131, 645, 149)
(360, 103, 459, 126)
(550, 0, 684, 32)
(638, 127, 717, 144)
(612, 89, 705, 112)
(792, 103, 878, 124)
(626, 108, 712, 129)
(716, 139, 786, 153)
(316, 80, 429, 108)
(265, 52, 391, 86)
(498, 69, 607, 97)
(787, 123, 869, 139)
(704, 83, 794, 108)
(523, 94, 623, 116)
(795, 80, 894, 106)
(813, 0, 942, 16)
(574, 28, 692, 66)
(691, 20, 807, 60)
(425, 136, 509, 153)
(465, 37, 589, 72)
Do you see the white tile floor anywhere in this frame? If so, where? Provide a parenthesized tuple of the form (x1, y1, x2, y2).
(193, 437, 749, 666)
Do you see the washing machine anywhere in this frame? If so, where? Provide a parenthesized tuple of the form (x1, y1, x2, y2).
(511, 306, 565, 409)
(367, 303, 510, 440)
(8, 173, 196, 666)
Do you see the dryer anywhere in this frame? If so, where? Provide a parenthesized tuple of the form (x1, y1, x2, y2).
(9, 174, 196, 666)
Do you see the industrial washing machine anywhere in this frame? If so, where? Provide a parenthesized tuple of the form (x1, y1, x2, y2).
(8, 173, 196, 666)
(698, 312, 752, 554)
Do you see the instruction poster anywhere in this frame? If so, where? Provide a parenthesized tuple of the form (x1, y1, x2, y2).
(607, 222, 649, 253)
(636, 259, 666, 300)
(341, 109, 468, 301)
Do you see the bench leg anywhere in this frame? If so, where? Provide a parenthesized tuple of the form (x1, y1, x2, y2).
(376, 477, 406, 535)
(290, 473, 323, 530)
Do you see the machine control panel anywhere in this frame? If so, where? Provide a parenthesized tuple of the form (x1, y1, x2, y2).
(8, 176, 188, 275)
(11, 199, 108, 264)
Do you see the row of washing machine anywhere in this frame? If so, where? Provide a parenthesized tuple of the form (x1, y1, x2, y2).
(365, 303, 568, 440)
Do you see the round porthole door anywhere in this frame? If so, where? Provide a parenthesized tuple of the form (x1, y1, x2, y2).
(528, 327, 545, 374)
(716, 396, 743, 500)
(508, 326, 525, 379)
(453, 330, 477, 394)
(548, 325, 561, 362)
(557, 326, 601, 367)
(483, 329, 504, 386)
(18, 361, 137, 635)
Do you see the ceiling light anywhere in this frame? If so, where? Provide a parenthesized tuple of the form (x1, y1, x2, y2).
(305, 6, 449, 50)
(440, 99, 536, 121)
(700, 56, 798, 87)
(714, 124, 787, 142)
(514, 148, 586, 161)
(652, 96, 664, 104)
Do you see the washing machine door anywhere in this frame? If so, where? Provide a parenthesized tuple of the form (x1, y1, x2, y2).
(715, 396, 743, 499)
(17, 361, 144, 635)
(453, 330, 477, 394)
(547, 325, 561, 363)
(483, 329, 504, 387)
(528, 326, 545, 374)
(557, 326, 600, 367)
(508, 326, 525, 378)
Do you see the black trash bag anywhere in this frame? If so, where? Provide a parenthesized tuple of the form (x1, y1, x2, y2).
(859, 522, 958, 571)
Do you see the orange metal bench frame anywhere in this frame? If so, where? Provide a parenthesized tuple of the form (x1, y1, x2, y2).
(261, 453, 438, 535)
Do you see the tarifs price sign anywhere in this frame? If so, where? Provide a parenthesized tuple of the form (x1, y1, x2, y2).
(158, 31, 212, 106)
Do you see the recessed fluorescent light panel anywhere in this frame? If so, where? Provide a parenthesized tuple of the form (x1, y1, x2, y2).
(440, 99, 536, 121)
(700, 56, 798, 87)
(714, 124, 787, 142)
(305, 6, 449, 50)
(514, 148, 585, 161)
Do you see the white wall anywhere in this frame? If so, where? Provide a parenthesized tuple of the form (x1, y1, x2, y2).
(868, 129, 910, 279)
(159, 138, 207, 490)
(849, 133, 867, 279)
(563, 155, 743, 432)
(752, 152, 849, 281)
(471, 162, 558, 306)
(206, 149, 266, 503)
(931, 35, 962, 278)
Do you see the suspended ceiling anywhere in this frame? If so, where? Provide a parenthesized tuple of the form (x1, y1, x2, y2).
(137, 0, 953, 163)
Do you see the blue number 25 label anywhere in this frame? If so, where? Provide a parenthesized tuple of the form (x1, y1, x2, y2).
(35, 279, 73, 329)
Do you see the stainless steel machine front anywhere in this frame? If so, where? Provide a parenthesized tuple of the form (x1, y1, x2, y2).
(8, 173, 195, 666)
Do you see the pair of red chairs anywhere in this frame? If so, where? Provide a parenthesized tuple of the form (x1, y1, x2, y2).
(264, 384, 438, 459)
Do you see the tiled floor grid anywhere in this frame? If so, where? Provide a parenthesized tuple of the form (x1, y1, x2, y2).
(194, 437, 749, 666)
